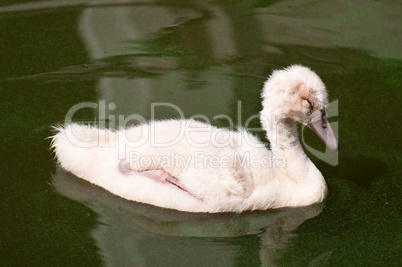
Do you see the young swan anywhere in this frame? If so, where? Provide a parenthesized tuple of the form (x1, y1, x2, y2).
(52, 65, 339, 213)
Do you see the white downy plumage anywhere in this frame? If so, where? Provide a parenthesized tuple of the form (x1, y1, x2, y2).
(52, 65, 339, 213)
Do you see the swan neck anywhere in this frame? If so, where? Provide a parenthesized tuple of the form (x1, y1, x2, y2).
(262, 113, 327, 205)
(268, 117, 301, 152)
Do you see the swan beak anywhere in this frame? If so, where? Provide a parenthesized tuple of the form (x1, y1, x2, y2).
(307, 109, 339, 151)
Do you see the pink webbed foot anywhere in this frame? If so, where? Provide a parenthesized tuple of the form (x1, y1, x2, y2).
(142, 169, 170, 183)
(118, 159, 131, 174)
(118, 159, 170, 183)
(118, 159, 200, 199)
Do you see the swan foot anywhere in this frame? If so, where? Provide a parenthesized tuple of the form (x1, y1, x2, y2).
(142, 169, 170, 182)
(166, 176, 203, 201)
(119, 159, 170, 182)
(118, 159, 201, 200)
(118, 159, 131, 174)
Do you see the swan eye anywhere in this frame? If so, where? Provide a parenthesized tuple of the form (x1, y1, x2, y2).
(303, 98, 314, 112)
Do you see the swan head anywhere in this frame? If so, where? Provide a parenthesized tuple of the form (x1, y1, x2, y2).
(261, 64, 339, 151)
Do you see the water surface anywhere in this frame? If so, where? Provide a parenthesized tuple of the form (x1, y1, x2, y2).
(0, 0, 400, 266)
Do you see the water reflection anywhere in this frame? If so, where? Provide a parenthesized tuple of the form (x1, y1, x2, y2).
(53, 168, 323, 266)
(68, 0, 400, 128)
(79, 3, 239, 123)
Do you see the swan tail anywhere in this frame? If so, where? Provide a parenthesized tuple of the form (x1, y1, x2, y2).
(51, 123, 119, 183)
(50, 123, 213, 212)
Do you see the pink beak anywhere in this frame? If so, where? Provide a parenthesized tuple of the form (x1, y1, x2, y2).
(307, 109, 339, 151)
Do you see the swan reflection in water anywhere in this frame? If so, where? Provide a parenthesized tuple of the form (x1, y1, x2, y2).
(53, 168, 324, 266)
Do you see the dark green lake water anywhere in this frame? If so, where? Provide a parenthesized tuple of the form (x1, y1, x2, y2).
(0, 0, 401, 266)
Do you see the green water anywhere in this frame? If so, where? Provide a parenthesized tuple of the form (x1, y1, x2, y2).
(0, 0, 400, 266)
